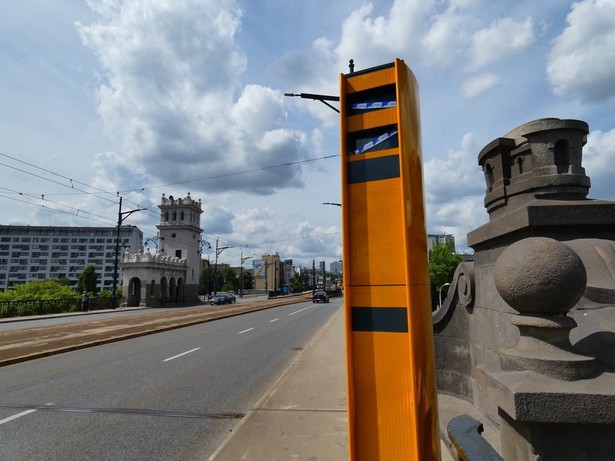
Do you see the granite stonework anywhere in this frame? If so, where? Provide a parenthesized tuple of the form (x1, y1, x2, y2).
(434, 118, 615, 460)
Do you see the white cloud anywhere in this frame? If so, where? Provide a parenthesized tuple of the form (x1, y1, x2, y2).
(428, 195, 486, 250)
(461, 73, 500, 98)
(77, 0, 310, 195)
(421, 0, 479, 67)
(422, 11, 470, 66)
(467, 17, 535, 71)
(424, 132, 487, 250)
(547, 0, 615, 102)
(584, 128, 615, 200)
(334, 0, 432, 71)
(424, 133, 485, 203)
(284, 221, 341, 262)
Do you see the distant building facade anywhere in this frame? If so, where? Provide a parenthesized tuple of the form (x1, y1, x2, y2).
(330, 260, 342, 276)
(253, 254, 282, 293)
(0, 225, 143, 291)
(427, 233, 455, 251)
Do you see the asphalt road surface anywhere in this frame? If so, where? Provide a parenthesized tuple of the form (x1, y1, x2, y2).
(0, 298, 341, 461)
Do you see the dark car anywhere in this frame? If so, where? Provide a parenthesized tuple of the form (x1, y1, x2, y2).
(210, 293, 228, 305)
(312, 291, 330, 303)
(224, 292, 236, 303)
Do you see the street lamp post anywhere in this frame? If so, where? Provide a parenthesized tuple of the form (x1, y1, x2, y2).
(240, 252, 251, 298)
(112, 196, 146, 308)
(438, 282, 451, 309)
(213, 239, 230, 296)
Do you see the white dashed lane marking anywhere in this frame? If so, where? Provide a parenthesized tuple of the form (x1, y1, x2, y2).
(163, 348, 201, 362)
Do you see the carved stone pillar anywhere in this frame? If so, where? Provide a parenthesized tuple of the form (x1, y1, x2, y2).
(494, 237, 598, 380)
(477, 237, 615, 460)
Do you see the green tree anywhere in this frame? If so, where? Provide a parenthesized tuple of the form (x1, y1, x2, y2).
(220, 267, 238, 292)
(0, 280, 76, 301)
(199, 266, 213, 295)
(97, 289, 119, 299)
(429, 242, 463, 310)
(199, 266, 225, 295)
(237, 270, 253, 291)
(77, 265, 99, 294)
(290, 271, 310, 293)
(57, 276, 71, 286)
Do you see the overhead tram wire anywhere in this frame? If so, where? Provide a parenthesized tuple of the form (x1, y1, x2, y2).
(0, 186, 118, 223)
(0, 153, 118, 204)
(117, 154, 340, 193)
(0, 193, 117, 226)
(0, 150, 341, 238)
(0, 151, 152, 218)
(0, 150, 339, 204)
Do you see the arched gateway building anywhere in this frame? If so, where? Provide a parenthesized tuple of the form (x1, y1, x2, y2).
(121, 193, 203, 307)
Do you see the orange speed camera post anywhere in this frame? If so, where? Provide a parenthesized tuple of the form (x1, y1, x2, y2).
(340, 59, 440, 460)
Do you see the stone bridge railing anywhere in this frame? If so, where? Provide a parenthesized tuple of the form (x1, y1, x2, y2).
(433, 118, 615, 460)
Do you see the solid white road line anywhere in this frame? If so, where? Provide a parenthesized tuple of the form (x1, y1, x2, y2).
(163, 347, 201, 362)
(237, 327, 254, 335)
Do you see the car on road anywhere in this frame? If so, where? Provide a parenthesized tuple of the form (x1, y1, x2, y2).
(210, 293, 229, 305)
(312, 291, 330, 303)
(224, 292, 236, 303)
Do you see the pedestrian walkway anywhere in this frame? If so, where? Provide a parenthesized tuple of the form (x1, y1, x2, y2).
(208, 305, 467, 460)
(208, 305, 348, 460)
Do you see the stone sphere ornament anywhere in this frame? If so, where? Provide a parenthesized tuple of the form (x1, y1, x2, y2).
(494, 237, 586, 315)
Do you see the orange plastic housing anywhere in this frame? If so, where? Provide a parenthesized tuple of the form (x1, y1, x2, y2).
(340, 59, 440, 461)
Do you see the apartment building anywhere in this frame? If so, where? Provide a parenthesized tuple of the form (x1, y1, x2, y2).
(427, 233, 456, 251)
(0, 225, 143, 291)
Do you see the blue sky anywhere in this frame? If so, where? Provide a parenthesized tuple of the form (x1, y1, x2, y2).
(1, 0, 614, 269)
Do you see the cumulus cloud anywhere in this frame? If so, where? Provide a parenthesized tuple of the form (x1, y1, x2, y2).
(467, 17, 534, 71)
(424, 132, 487, 249)
(421, 3, 534, 72)
(461, 73, 500, 98)
(547, 0, 615, 102)
(283, 221, 341, 261)
(584, 128, 615, 200)
(334, 0, 431, 71)
(77, 0, 310, 195)
(421, 4, 473, 66)
(204, 203, 235, 235)
(424, 133, 485, 202)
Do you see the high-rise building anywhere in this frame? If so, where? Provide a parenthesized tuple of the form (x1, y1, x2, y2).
(0, 225, 143, 291)
(330, 260, 342, 276)
(427, 234, 456, 251)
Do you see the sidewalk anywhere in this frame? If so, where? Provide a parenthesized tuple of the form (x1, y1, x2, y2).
(208, 305, 349, 460)
(207, 305, 477, 461)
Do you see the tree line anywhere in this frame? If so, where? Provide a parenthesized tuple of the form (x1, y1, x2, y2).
(0, 265, 119, 301)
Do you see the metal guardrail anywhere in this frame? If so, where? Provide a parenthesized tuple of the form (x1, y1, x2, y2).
(447, 415, 504, 461)
(0, 297, 114, 319)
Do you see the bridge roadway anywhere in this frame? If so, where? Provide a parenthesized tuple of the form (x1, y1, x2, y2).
(0, 296, 473, 460)
(0, 295, 308, 367)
